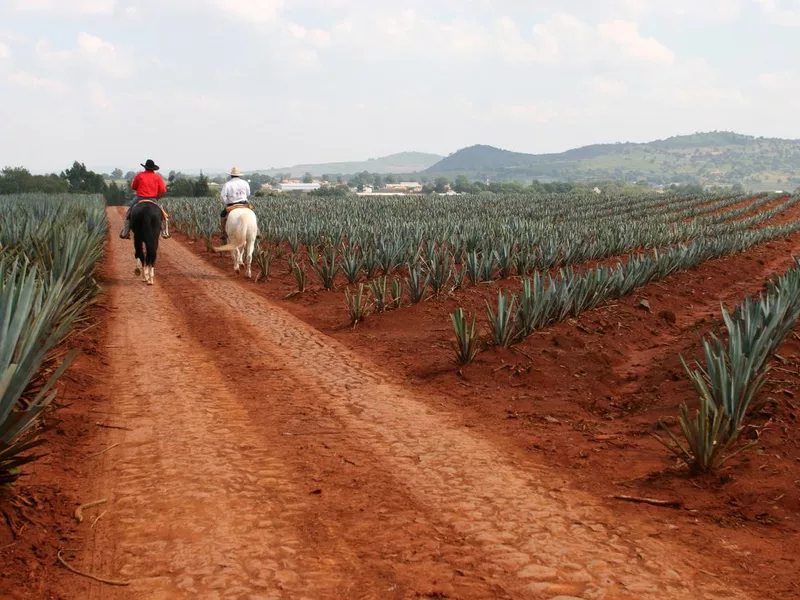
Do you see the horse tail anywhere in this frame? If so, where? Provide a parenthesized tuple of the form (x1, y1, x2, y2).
(143, 207, 161, 266)
(213, 243, 240, 252)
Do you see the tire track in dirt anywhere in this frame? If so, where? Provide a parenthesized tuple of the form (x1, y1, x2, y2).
(147, 212, 752, 600)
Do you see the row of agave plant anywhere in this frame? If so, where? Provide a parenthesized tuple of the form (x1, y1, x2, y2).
(224, 193, 796, 294)
(162, 190, 781, 276)
(449, 218, 800, 365)
(0, 194, 106, 485)
(655, 258, 800, 472)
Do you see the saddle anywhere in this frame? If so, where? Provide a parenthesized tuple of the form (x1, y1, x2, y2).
(137, 198, 169, 221)
(224, 203, 254, 215)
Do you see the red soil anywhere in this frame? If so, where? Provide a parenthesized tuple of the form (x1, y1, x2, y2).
(3, 202, 800, 598)
(169, 202, 800, 599)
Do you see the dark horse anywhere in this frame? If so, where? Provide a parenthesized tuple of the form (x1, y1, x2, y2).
(130, 201, 162, 285)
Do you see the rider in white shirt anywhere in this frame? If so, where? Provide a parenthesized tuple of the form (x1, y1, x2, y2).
(219, 166, 251, 242)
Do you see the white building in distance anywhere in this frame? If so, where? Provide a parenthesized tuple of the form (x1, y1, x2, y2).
(277, 182, 321, 192)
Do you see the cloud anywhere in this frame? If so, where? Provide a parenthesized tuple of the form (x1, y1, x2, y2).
(584, 74, 629, 97)
(36, 32, 133, 78)
(490, 103, 559, 124)
(597, 20, 675, 64)
(88, 81, 112, 109)
(9, 0, 116, 15)
(328, 10, 675, 70)
(7, 71, 67, 93)
(2, 0, 799, 173)
(212, 0, 283, 24)
(287, 23, 331, 47)
(757, 71, 800, 92)
(753, 0, 800, 24)
(0, 43, 10, 60)
(619, 0, 744, 18)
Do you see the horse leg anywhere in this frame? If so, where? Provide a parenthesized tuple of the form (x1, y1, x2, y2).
(133, 232, 144, 276)
(245, 236, 255, 280)
(144, 229, 159, 286)
(231, 248, 240, 274)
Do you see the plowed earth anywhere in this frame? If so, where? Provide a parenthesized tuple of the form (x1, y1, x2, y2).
(2, 204, 800, 599)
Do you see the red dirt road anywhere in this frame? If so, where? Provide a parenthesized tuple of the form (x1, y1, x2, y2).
(19, 209, 760, 599)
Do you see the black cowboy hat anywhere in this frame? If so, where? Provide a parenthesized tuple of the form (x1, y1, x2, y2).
(141, 159, 159, 171)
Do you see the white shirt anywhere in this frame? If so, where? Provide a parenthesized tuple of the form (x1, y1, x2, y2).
(220, 177, 251, 205)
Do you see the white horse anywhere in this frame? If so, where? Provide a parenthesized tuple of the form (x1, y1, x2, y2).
(213, 207, 258, 278)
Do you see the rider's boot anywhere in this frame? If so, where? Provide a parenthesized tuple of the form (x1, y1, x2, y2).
(119, 217, 131, 239)
(220, 217, 228, 244)
(161, 219, 171, 239)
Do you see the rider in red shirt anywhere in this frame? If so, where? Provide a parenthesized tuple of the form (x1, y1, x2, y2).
(120, 159, 170, 239)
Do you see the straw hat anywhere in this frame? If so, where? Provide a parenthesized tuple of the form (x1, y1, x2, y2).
(230, 167, 242, 177)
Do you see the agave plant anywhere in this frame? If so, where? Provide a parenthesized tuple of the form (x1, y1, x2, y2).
(254, 245, 275, 282)
(404, 261, 431, 304)
(465, 250, 482, 285)
(340, 244, 364, 285)
(494, 241, 515, 279)
(369, 276, 388, 313)
(655, 258, 800, 472)
(290, 257, 307, 293)
(425, 248, 452, 297)
(391, 279, 403, 309)
(0, 195, 105, 484)
(362, 245, 380, 280)
(310, 244, 339, 290)
(450, 308, 480, 366)
(345, 284, 368, 326)
(485, 290, 520, 347)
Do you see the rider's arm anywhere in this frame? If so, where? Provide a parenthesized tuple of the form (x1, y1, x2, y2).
(156, 175, 167, 198)
(131, 173, 141, 192)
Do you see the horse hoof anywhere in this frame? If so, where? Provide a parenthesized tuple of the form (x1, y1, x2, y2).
(147, 280, 154, 286)
(134, 268, 142, 276)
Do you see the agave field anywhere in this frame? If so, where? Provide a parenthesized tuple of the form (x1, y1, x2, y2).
(163, 191, 800, 337)
(0, 194, 106, 484)
(163, 189, 800, 471)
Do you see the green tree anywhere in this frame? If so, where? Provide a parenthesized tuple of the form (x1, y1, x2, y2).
(61, 161, 106, 193)
(453, 175, 473, 193)
(111, 168, 123, 179)
(194, 172, 210, 196)
(167, 178, 195, 197)
(302, 172, 314, 183)
(384, 173, 397, 184)
(0, 167, 69, 194)
(373, 174, 384, 189)
(104, 181, 130, 206)
(434, 176, 450, 193)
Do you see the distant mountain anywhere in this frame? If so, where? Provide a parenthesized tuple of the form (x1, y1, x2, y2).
(255, 151, 443, 178)
(425, 132, 800, 192)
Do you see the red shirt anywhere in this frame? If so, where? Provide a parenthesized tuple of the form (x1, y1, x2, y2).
(131, 170, 167, 198)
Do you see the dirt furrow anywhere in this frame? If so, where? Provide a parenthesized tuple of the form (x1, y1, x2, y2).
(152, 213, 750, 600)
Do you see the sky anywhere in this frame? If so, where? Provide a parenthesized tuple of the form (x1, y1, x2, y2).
(1, 0, 799, 173)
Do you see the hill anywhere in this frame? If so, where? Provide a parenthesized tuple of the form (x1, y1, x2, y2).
(425, 132, 800, 191)
(255, 151, 443, 178)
